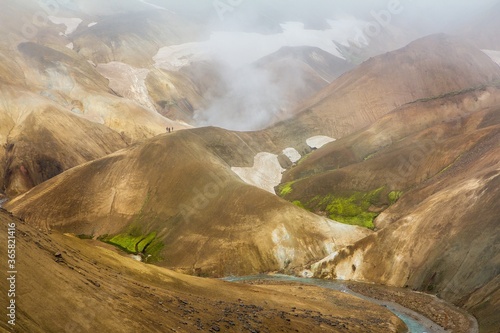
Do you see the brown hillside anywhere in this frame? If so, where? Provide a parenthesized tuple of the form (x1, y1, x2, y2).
(288, 88, 500, 332)
(0, 94, 128, 197)
(0, 209, 404, 333)
(5, 127, 371, 277)
(0, 5, 192, 197)
(265, 34, 500, 146)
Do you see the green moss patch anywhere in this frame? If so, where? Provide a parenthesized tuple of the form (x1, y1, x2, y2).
(102, 230, 163, 263)
(388, 191, 403, 204)
(310, 187, 385, 229)
(278, 181, 295, 197)
(292, 200, 306, 209)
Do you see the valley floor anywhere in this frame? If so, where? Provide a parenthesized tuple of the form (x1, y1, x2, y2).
(0, 209, 406, 333)
(345, 283, 478, 333)
(232, 278, 478, 333)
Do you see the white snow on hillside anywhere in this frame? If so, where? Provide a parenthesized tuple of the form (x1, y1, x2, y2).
(232, 152, 284, 194)
(154, 19, 366, 70)
(282, 148, 302, 163)
(306, 136, 336, 149)
(48, 17, 82, 35)
(482, 49, 500, 66)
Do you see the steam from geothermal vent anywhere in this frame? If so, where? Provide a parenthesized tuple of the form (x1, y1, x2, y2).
(185, 21, 365, 131)
(194, 63, 298, 131)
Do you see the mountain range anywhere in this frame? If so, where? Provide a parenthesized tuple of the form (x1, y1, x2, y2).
(0, 1, 499, 332)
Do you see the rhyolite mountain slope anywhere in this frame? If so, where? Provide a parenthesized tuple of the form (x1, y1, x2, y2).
(277, 85, 500, 333)
(0, 1, 195, 198)
(0, 42, 176, 198)
(264, 34, 500, 146)
(0, 209, 405, 333)
(5, 127, 371, 277)
(1, 2, 499, 332)
(0, 93, 127, 197)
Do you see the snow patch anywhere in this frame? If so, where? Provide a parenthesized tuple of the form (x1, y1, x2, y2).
(96, 62, 156, 111)
(154, 42, 208, 71)
(482, 49, 500, 66)
(306, 136, 336, 149)
(48, 16, 82, 35)
(65, 42, 73, 50)
(88, 22, 97, 28)
(282, 147, 301, 163)
(231, 152, 284, 194)
(153, 20, 367, 70)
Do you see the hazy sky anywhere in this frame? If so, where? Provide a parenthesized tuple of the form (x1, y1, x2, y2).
(152, 0, 499, 33)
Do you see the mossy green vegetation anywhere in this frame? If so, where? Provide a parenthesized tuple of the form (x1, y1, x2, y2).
(99, 191, 164, 263)
(292, 200, 306, 209)
(329, 212, 377, 229)
(278, 181, 295, 196)
(102, 228, 163, 263)
(108, 232, 156, 253)
(409, 81, 500, 105)
(310, 187, 385, 229)
(388, 190, 403, 204)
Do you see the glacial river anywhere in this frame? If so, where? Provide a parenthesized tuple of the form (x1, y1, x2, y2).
(223, 274, 454, 333)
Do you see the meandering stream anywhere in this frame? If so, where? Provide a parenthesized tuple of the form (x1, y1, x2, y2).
(223, 274, 452, 333)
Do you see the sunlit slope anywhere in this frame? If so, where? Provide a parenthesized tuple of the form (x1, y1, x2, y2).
(0, 2, 192, 197)
(279, 85, 500, 220)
